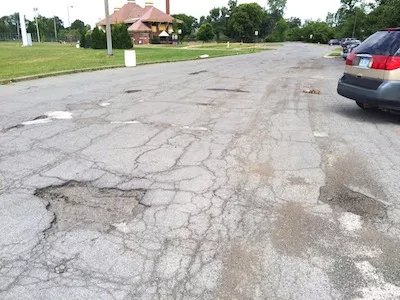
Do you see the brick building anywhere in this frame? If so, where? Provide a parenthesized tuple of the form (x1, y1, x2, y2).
(97, 0, 180, 44)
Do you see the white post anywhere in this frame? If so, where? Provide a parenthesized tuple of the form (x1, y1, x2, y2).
(19, 13, 29, 46)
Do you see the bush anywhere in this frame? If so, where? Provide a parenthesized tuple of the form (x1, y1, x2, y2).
(84, 32, 92, 48)
(112, 23, 133, 49)
(80, 33, 86, 48)
(150, 37, 161, 44)
(91, 27, 107, 49)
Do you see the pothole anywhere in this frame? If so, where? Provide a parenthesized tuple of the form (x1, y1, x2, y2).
(207, 88, 249, 93)
(34, 181, 148, 233)
(319, 185, 387, 219)
(125, 89, 142, 94)
(189, 70, 207, 75)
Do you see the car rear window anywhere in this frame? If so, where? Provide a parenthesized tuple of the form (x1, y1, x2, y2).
(355, 31, 400, 56)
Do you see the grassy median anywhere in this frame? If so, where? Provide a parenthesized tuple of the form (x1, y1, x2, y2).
(0, 42, 275, 81)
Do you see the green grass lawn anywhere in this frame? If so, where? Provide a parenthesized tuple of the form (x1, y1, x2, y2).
(328, 47, 343, 57)
(0, 42, 272, 81)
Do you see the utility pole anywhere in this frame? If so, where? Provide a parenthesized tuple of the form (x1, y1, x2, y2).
(16, 14, 20, 40)
(33, 7, 41, 43)
(54, 16, 58, 41)
(352, 10, 358, 38)
(104, 0, 113, 56)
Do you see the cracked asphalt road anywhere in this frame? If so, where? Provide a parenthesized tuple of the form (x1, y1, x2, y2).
(1, 43, 400, 299)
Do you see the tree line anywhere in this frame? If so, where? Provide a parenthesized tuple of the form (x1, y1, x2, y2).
(2, 0, 399, 46)
(174, 0, 400, 44)
(0, 12, 90, 42)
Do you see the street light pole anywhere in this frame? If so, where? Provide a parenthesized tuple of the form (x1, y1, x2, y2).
(33, 7, 41, 43)
(67, 5, 73, 28)
(104, 0, 113, 56)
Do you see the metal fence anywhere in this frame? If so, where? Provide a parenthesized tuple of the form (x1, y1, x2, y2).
(0, 32, 60, 43)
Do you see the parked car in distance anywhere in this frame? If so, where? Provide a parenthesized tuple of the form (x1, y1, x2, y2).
(341, 40, 361, 59)
(340, 37, 357, 46)
(337, 28, 400, 111)
(328, 39, 340, 46)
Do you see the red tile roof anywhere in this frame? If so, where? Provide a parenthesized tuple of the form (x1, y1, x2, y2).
(127, 20, 151, 32)
(140, 6, 174, 23)
(97, 2, 179, 26)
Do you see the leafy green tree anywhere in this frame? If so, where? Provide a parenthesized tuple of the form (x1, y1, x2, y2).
(91, 27, 106, 49)
(197, 23, 215, 42)
(111, 23, 133, 49)
(266, 18, 288, 42)
(70, 19, 86, 34)
(268, 0, 287, 23)
(172, 14, 198, 40)
(80, 33, 86, 48)
(229, 3, 264, 42)
(302, 21, 334, 43)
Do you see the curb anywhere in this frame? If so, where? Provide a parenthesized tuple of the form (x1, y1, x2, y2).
(0, 50, 269, 85)
(0, 65, 125, 85)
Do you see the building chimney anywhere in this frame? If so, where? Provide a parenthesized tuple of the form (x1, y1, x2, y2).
(127, 0, 136, 3)
(114, 5, 121, 12)
(145, 0, 153, 6)
(166, 0, 170, 15)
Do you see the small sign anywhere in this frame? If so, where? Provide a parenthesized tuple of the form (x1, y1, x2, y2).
(178, 29, 182, 34)
(255, 31, 259, 36)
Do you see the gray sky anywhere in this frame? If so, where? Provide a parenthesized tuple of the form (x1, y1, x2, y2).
(4, 0, 340, 27)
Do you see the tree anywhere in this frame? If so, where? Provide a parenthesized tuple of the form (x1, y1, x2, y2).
(80, 33, 86, 48)
(266, 18, 288, 42)
(71, 19, 86, 34)
(268, 0, 287, 23)
(229, 3, 264, 42)
(91, 27, 106, 49)
(172, 14, 198, 40)
(197, 23, 214, 42)
(111, 23, 133, 49)
(302, 21, 334, 43)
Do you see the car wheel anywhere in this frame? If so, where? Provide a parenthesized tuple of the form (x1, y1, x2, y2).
(356, 101, 378, 110)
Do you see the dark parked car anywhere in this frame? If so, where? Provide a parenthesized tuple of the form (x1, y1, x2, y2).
(328, 39, 340, 46)
(337, 28, 400, 111)
(341, 40, 361, 59)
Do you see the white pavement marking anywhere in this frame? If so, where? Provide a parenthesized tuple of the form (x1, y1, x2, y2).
(22, 118, 52, 125)
(99, 102, 111, 107)
(313, 132, 329, 138)
(110, 121, 141, 124)
(45, 111, 73, 120)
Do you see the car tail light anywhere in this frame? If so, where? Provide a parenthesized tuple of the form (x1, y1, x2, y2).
(346, 52, 356, 65)
(369, 55, 400, 70)
(371, 55, 388, 70)
(385, 56, 400, 70)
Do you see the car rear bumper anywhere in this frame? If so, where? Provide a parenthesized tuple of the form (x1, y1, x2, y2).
(337, 75, 400, 109)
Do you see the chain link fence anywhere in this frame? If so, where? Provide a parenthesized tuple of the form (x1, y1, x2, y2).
(0, 32, 80, 43)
